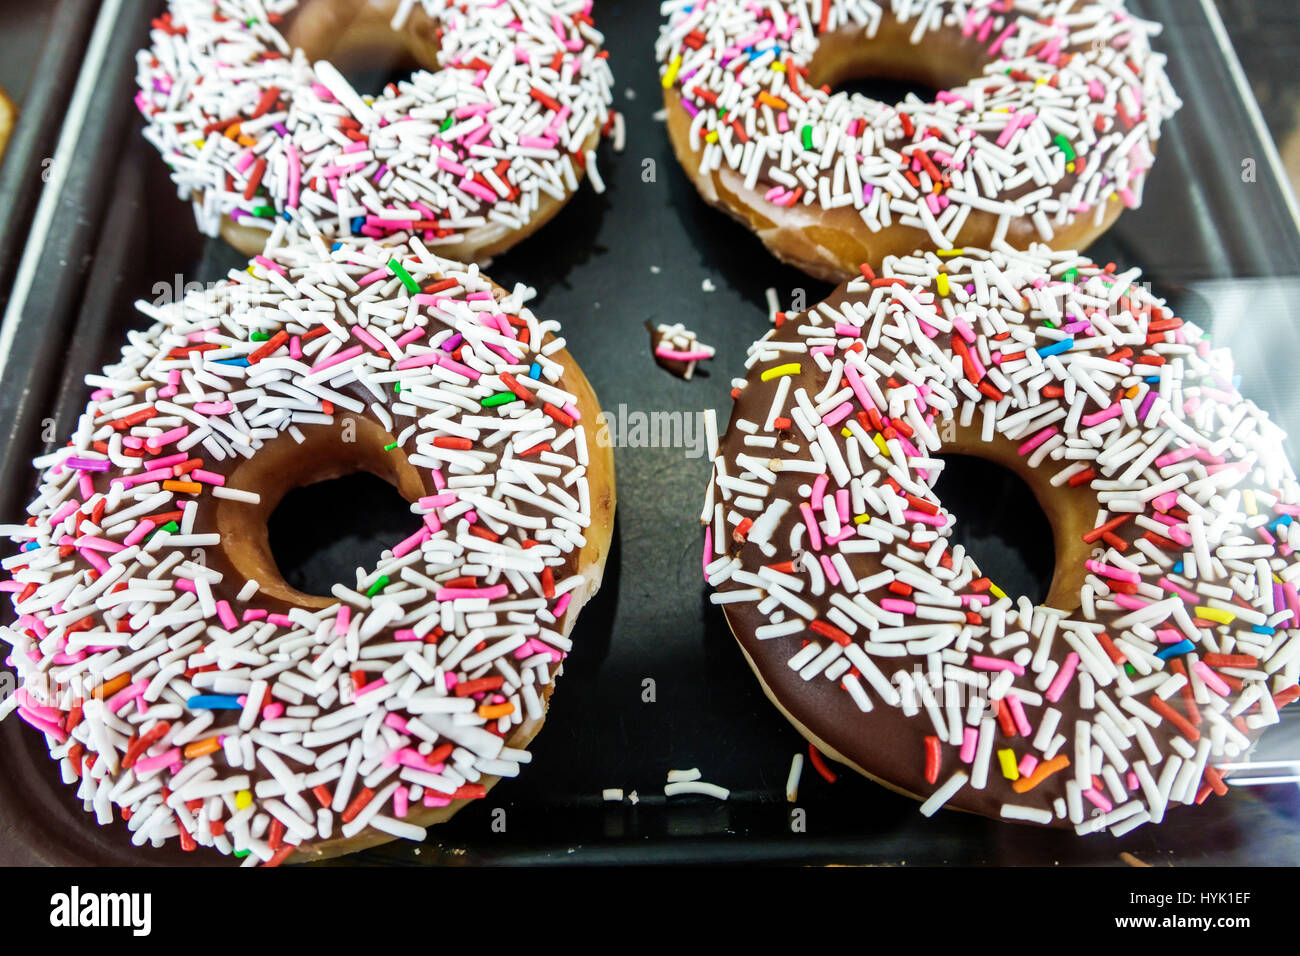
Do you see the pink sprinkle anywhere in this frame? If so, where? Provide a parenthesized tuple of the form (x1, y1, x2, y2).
(799, 502, 823, 552)
(553, 591, 573, 619)
(881, 598, 916, 615)
(820, 402, 853, 428)
(1017, 426, 1058, 457)
(1192, 660, 1230, 697)
(436, 584, 508, 601)
(133, 748, 182, 774)
(1045, 652, 1079, 702)
(1085, 560, 1140, 584)
(215, 600, 238, 630)
(106, 679, 149, 714)
(1006, 694, 1033, 737)
(972, 656, 1025, 676)
(1081, 402, 1122, 427)
(960, 726, 978, 763)
(1082, 788, 1113, 813)
(17, 708, 67, 742)
(310, 344, 364, 374)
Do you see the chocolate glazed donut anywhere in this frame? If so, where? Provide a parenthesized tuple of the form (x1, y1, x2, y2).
(704, 246, 1300, 833)
(1, 234, 614, 862)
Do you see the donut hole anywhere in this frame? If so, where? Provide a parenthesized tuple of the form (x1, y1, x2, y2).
(807, 21, 990, 111)
(932, 453, 1054, 606)
(214, 416, 430, 609)
(282, 0, 441, 96)
(267, 472, 416, 600)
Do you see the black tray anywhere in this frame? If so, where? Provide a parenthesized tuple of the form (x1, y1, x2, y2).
(3, 0, 1300, 866)
(0, 0, 101, 317)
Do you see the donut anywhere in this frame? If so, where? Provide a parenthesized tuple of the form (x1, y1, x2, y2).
(0, 233, 615, 863)
(704, 245, 1300, 833)
(135, 0, 616, 259)
(657, 1, 1181, 282)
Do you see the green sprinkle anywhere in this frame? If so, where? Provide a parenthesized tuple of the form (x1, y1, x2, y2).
(1063, 267, 1079, 285)
(250, 332, 271, 342)
(440, 117, 454, 132)
(801, 125, 813, 150)
(1124, 663, 1136, 676)
(252, 205, 276, 218)
(394, 382, 403, 394)
(384, 442, 398, 451)
(234, 849, 251, 858)
(388, 258, 420, 294)
(366, 575, 390, 597)
(141, 520, 180, 545)
(1053, 133, 1076, 162)
(481, 392, 517, 408)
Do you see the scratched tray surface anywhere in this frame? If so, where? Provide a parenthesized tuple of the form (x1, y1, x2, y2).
(4, 0, 1300, 866)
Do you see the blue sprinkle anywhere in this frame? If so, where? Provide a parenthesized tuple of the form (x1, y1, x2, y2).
(1172, 561, 1184, 574)
(1144, 376, 1160, 384)
(331, 242, 343, 252)
(1036, 337, 1075, 359)
(1156, 640, 1195, 660)
(215, 358, 250, 368)
(1253, 625, 1276, 635)
(187, 694, 243, 710)
(529, 362, 542, 380)
(351, 215, 366, 233)
(21, 542, 38, 552)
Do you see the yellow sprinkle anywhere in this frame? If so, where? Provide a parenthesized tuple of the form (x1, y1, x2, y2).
(1276, 573, 1286, 585)
(936, 273, 950, 297)
(853, 514, 871, 525)
(761, 363, 801, 382)
(1194, 606, 1236, 625)
(841, 427, 853, 438)
(770, 61, 786, 72)
(705, 130, 719, 144)
(997, 749, 1020, 780)
(989, 583, 1007, 600)
(1066, 162, 1076, 173)
(1244, 489, 1257, 516)
(662, 55, 682, 89)
(235, 790, 253, 811)
(1035, 77, 1048, 86)
(872, 433, 890, 459)
(937, 248, 963, 257)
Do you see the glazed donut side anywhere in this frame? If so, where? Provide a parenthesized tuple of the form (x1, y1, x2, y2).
(0, 235, 614, 863)
(704, 246, 1300, 833)
(658, 1, 1179, 282)
(0, 83, 14, 162)
(137, 0, 616, 260)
